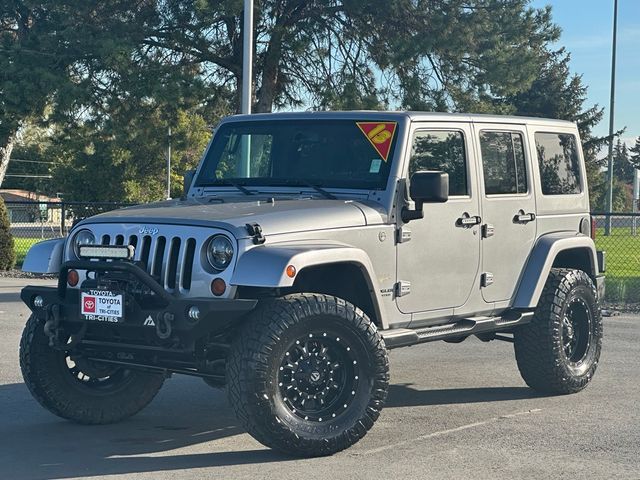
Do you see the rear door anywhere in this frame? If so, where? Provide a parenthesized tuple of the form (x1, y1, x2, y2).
(474, 124, 537, 303)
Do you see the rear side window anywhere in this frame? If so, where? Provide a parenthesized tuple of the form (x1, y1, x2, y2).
(479, 131, 527, 195)
(409, 130, 468, 196)
(535, 132, 582, 195)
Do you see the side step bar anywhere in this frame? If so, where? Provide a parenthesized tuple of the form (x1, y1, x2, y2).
(381, 311, 534, 349)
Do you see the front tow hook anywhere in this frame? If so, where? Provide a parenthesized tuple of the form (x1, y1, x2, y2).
(156, 312, 174, 340)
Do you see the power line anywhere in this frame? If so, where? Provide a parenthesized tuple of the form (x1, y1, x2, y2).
(10, 159, 54, 164)
(4, 174, 52, 179)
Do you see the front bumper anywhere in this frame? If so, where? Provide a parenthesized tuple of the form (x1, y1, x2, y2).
(21, 260, 257, 340)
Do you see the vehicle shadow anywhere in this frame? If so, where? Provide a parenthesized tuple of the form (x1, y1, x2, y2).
(0, 291, 23, 303)
(385, 384, 545, 408)
(0, 376, 291, 480)
(1, 378, 545, 479)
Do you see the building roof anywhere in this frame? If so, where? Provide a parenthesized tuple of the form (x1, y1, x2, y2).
(0, 189, 61, 203)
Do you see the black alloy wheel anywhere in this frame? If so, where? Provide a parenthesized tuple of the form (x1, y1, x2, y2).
(227, 294, 389, 457)
(514, 268, 603, 394)
(277, 333, 360, 423)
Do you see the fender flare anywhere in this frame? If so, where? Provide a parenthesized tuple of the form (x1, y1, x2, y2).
(231, 244, 388, 328)
(512, 232, 598, 309)
(21, 238, 65, 274)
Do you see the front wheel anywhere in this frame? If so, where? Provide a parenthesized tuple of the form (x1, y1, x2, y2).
(514, 268, 603, 394)
(227, 294, 389, 457)
(20, 315, 165, 424)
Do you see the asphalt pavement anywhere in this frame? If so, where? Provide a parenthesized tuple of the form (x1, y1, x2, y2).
(1, 276, 638, 480)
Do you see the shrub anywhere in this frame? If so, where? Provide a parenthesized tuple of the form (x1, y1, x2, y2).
(0, 198, 16, 270)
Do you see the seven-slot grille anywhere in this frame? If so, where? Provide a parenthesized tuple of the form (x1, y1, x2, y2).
(100, 234, 197, 292)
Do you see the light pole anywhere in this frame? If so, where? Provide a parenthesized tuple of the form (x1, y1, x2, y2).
(166, 126, 172, 200)
(241, 0, 254, 115)
(605, 0, 618, 235)
(239, 0, 254, 178)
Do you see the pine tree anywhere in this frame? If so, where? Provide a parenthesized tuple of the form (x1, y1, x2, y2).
(629, 137, 640, 170)
(507, 48, 608, 210)
(613, 139, 634, 185)
(0, 198, 16, 270)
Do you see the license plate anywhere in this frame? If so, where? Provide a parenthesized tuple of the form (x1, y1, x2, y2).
(80, 289, 125, 323)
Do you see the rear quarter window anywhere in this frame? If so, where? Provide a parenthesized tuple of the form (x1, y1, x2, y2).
(535, 132, 582, 195)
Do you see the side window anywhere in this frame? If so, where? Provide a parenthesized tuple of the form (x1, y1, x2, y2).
(479, 131, 527, 195)
(535, 132, 582, 195)
(409, 130, 468, 196)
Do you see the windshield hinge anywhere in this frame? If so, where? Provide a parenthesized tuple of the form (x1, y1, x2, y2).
(395, 281, 411, 297)
(396, 226, 411, 243)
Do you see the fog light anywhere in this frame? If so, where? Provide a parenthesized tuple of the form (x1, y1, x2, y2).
(188, 306, 200, 321)
(33, 296, 44, 308)
(211, 278, 226, 296)
(67, 269, 79, 287)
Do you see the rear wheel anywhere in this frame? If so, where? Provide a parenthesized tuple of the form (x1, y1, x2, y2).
(514, 268, 602, 394)
(20, 314, 165, 424)
(227, 294, 389, 457)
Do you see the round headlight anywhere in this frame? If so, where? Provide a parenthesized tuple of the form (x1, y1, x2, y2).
(73, 229, 95, 258)
(206, 235, 234, 271)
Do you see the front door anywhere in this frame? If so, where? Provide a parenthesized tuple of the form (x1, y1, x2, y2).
(396, 124, 481, 316)
(474, 124, 537, 303)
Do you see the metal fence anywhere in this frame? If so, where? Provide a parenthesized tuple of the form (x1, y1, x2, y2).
(5, 202, 640, 305)
(592, 213, 640, 305)
(5, 201, 134, 265)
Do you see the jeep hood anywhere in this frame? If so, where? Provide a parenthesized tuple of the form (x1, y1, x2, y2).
(80, 197, 387, 237)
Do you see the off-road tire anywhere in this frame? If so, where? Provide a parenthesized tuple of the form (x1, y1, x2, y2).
(514, 268, 602, 394)
(20, 314, 165, 424)
(227, 294, 389, 457)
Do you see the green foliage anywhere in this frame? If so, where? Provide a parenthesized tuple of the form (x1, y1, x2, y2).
(49, 108, 214, 203)
(506, 48, 607, 210)
(0, 0, 610, 207)
(613, 140, 634, 185)
(0, 198, 16, 270)
(2, 123, 56, 194)
(132, 0, 559, 113)
(629, 137, 640, 170)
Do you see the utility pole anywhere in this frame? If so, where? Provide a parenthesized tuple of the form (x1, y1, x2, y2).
(166, 126, 172, 200)
(605, 0, 618, 235)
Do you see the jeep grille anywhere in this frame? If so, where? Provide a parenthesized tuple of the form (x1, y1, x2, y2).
(100, 234, 197, 292)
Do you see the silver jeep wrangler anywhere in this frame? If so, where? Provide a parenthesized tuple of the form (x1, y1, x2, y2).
(20, 111, 605, 457)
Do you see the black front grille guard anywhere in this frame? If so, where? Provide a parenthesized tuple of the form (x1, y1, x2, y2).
(57, 260, 174, 306)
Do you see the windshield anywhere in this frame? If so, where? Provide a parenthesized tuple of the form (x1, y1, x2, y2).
(195, 120, 398, 190)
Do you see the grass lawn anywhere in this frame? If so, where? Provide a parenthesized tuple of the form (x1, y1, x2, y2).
(13, 237, 53, 267)
(594, 230, 640, 278)
(594, 227, 640, 302)
(9, 229, 640, 301)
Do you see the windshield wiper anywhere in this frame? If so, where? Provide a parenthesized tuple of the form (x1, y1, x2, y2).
(215, 180, 255, 196)
(267, 179, 336, 199)
(304, 183, 337, 200)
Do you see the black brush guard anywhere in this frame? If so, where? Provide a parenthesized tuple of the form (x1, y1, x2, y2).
(21, 260, 257, 380)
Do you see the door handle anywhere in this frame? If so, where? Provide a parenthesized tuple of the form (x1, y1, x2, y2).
(514, 211, 536, 224)
(457, 213, 482, 228)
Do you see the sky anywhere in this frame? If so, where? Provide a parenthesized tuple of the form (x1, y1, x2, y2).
(531, 0, 640, 147)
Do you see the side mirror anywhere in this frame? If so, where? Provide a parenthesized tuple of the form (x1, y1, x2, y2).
(183, 169, 196, 197)
(402, 171, 449, 222)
